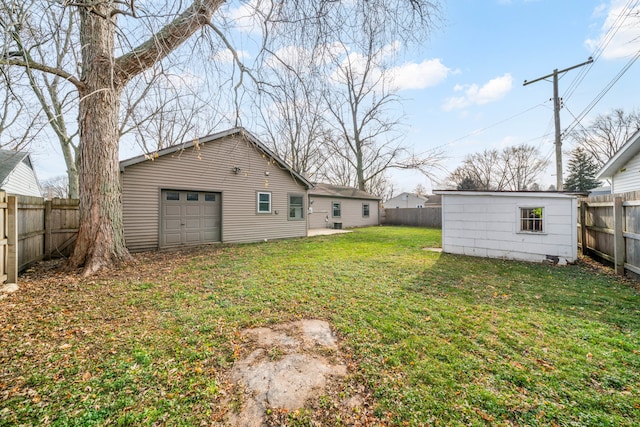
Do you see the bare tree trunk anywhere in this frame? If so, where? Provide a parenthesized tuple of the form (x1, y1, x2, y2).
(68, 3, 131, 275)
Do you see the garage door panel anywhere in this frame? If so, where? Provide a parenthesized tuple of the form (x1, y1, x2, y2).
(165, 219, 182, 231)
(185, 218, 201, 229)
(164, 205, 182, 216)
(185, 232, 202, 243)
(185, 205, 201, 216)
(164, 233, 182, 245)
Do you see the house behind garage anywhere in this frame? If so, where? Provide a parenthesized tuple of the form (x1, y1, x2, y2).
(120, 128, 312, 252)
(435, 190, 577, 264)
(308, 183, 380, 230)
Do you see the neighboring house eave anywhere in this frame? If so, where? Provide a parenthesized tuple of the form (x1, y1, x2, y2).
(119, 127, 313, 189)
(0, 151, 29, 185)
(596, 128, 640, 180)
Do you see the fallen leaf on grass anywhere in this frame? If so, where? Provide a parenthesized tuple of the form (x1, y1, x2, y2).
(536, 359, 555, 371)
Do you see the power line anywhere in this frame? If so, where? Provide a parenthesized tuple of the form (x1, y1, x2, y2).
(563, 49, 640, 137)
(563, 0, 639, 103)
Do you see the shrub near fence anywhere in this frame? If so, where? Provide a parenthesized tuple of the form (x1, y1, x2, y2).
(382, 206, 442, 228)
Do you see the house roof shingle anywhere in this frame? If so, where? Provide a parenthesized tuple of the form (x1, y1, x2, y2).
(309, 183, 380, 200)
(0, 150, 30, 184)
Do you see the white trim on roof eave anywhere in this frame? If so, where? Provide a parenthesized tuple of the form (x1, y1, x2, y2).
(596, 128, 640, 180)
(433, 190, 577, 199)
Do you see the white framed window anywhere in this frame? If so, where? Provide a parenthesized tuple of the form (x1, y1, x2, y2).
(257, 192, 272, 213)
(362, 203, 370, 218)
(288, 194, 304, 220)
(519, 207, 544, 233)
(332, 201, 341, 217)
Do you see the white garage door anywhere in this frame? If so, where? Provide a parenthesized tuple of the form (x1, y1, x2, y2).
(161, 190, 221, 247)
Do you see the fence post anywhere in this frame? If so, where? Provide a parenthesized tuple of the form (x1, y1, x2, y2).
(45, 200, 52, 260)
(7, 195, 18, 284)
(614, 196, 625, 275)
(579, 201, 588, 256)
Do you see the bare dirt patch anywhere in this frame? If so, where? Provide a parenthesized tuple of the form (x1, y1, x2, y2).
(225, 319, 358, 426)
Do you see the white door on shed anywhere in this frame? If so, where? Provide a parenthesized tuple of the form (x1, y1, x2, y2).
(161, 190, 221, 247)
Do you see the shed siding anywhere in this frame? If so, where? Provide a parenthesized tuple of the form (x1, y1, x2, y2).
(2, 161, 42, 197)
(612, 151, 640, 194)
(308, 196, 379, 229)
(440, 193, 577, 263)
(122, 135, 308, 251)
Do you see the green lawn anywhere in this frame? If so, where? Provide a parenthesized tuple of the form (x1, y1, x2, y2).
(1, 226, 639, 426)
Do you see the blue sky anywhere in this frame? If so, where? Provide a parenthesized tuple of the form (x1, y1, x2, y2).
(33, 0, 639, 196)
(392, 0, 640, 192)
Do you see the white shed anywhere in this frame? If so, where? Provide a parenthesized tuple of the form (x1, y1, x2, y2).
(434, 191, 577, 264)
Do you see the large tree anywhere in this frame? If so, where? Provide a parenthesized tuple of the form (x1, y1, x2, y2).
(322, 35, 442, 192)
(1, 0, 440, 275)
(568, 108, 640, 168)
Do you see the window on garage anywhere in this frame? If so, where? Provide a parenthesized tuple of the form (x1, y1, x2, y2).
(257, 191, 272, 213)
(166, 191, 180, 201)
(288, 195, 304, 220)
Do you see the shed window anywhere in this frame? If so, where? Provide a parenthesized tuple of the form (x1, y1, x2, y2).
(257, 192, 272, 213)
(166, 191, 180, 201)
(332, 202, 341, 217)
(186, 192, 199, 201)
(288, 195, 304, 220)
(362, 203, 370, 218)
(520, 207, 543, 232)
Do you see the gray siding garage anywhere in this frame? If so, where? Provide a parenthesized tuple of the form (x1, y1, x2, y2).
(120, 128, 312, 252)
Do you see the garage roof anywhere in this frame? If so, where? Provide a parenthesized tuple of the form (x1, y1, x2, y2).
(119, 127, 313, 188)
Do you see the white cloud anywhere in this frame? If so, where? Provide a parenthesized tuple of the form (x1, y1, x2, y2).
(210, 49, 250, 65)
(442, 73, 513, 111)
(585, 0, 640, 60)
(389, 59, 451, 91)
(222, 0, 267, 34)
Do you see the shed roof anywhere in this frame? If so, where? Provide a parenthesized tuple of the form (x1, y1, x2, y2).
(0, 150, 31, 184)
(119, 127, 313, 188)
(309, 183, 380, 200)
(434, 190, 577, 199)
(596, 128, 640, 180)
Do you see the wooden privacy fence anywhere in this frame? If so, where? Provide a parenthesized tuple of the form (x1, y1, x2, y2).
(578, 190, 640, 276)
(382, 206, 442, 228)
(0, 194, 79, 285)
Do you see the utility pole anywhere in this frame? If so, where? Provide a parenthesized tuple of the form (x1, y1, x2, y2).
(523, 57, 593, 191)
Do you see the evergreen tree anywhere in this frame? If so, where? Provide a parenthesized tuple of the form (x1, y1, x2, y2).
(564, 148, 602, 191)
(457, 176, 479, 190)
